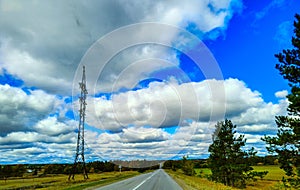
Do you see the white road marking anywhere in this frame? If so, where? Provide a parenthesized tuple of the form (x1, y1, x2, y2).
(132, 170, 158, 190)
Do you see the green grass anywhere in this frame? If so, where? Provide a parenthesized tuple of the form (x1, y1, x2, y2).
(0, 171, 140, 190)
(194, 168, 211, 176)
(167, 166, 291, 190)
(0, 166, 290, 190)
(166, 169, 236, 190)
(252, 165, 287, 181)
(195, 165, 287, 181)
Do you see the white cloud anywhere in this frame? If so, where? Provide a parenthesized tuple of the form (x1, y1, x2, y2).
(0, 142, 76, 164)
(0, 84, 60, 135)
(83, 120, 216, 161)
(237, 124, 276, 134)
(0, 131, 75, 145)
(33, 117, 76, 136)
(0, 42, 73, 94)
(232, 99, 287, 126)
(69, 78, 288, 161)
(0, 116, 77, 163)
(121, 127, 170, 143)
(0, 0, 242, 94)
(0, 77, 288, 163)
(0, 0, 291, 163)
(128, 0, 242, 32)
(95, 45, 180, 92)
(87, 78, 284, 133)
(275, 89, 288, 98)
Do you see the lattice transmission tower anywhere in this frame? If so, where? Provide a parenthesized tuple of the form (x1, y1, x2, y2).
(69, 66, 89, 180)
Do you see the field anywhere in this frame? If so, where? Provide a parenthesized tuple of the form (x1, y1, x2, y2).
(167, 169, 236, 190)
(166, 165, 291, 190)
(0, 171, 140, 190)
(0, 166, 292, 190)
(252, 165, 287, 181)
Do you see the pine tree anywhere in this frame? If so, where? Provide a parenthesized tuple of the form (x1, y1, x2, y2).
(263, 14, 300, 188)
(208, 119, 267, 188)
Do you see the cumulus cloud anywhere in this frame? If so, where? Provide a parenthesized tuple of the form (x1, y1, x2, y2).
(0, 131, 75, 145)
(84, 120, 219, 161)
(87, 78, 282, 132)
(0, 42, 73, 94)
(0, 76, 288, 163)
(0, 0, 242, 94)
(0, 116, 77, 163)
(0, 0, 290, 163)
(0, 83, 78, 163)
(0, 141, 76, 164)
(232, 100, 287, 127)
(123, 0, 242, 32)
(0, 84, 60, 135)
(232, 90, 288, 135)
(275, 90, 288, 98)
(121, 127, 170, 143)
(33, 117, 77, 136)
(68, 78, 287, 161)
(94, 45, 180, 92)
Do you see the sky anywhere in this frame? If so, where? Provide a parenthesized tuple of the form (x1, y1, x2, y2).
(0, 0, 299, 165)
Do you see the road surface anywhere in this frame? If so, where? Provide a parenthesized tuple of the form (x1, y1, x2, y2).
(95, 169, 182, 190)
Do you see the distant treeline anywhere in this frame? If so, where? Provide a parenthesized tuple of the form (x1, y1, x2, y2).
(162, 155, 278, 171)
(0, 155, 277, 179)
(0, 160, 159, 179)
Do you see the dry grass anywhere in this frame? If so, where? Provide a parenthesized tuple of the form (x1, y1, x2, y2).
(0, 171, 139, 190)
(167, 166, 292, 190)
(167, 170, 236, 190)
(0, 166, 291, 190)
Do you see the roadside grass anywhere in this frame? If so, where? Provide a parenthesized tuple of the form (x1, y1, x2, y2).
(0, 171, 140, 190)
(167, 169, 236, 190)
(194, 168, 211, 176)
(167, 165, 290, 190)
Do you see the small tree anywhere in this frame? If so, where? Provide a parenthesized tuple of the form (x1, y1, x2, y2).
(13, 164, 26, 177)
(208, 119, 267, 188)
(263, 13, 300, 189)
(182, 156, 195, 176)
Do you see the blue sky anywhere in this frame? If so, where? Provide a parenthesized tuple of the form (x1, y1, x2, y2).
(206, 0, 298, 103)
(0, 0, 299, 164)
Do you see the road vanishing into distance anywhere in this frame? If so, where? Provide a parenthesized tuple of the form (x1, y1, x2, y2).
(95, 169, 182, 190)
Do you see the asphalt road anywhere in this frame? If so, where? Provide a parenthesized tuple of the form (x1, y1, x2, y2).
(95, 169, 182, 190)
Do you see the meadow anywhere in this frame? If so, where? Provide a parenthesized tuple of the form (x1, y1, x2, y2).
(0, 171, 139, 190)
(0, 166, 291, 190)
(166, 165, 291, 190)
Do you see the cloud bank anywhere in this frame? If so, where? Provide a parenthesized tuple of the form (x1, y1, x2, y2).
(0, 78, 288, 163)
(0, 0, 288, 164)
